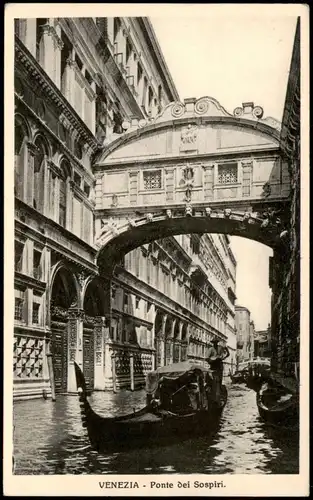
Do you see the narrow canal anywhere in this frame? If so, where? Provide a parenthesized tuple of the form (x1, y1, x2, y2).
(13, 384, 299, 475)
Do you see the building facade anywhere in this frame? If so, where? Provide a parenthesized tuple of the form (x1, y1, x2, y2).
(13, 17, 237, 399)
(235, 305, 254, 364)
(254, 324, 271, 359)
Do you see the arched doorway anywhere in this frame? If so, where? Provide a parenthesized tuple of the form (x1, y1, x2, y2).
(83, 279, 105, 391)
(50, 267, 78, 393)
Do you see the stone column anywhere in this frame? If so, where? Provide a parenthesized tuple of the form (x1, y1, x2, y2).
(24, 19, 37, 58)
(107, 18, 114, 47)
(169, 319, 177, 364)
(42, 157, 50, 219)
(103, 339, 113, 390)
(25, 287, 33, 326)
(26, 142, 37, 207)
(54, 176, 60, 223)
(40, 24, 56, 81)
(67, 308, 84, 393)
(128, 49, 137, 84)
(158, 314, 167, 368)
(24, 238, 34, 277)
(213, 163, 219, 200)
(178, 322, 184, 361)
(90, 82, 96, 136)
(62, 53, 75, 103)
(203, 164, 214, 201)
(118, 28, 127, 66)
(66, 179, 73, 232)
(94, 316, 109, 390)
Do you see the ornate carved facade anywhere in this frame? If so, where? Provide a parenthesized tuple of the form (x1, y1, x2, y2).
(13, 16, 180, 399)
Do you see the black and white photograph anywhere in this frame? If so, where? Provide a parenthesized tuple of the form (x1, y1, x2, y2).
(4, 3, 309, 497)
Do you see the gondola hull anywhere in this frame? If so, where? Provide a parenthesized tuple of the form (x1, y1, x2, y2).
(74, 363, 227, 452)
(256, 383, 299, 431)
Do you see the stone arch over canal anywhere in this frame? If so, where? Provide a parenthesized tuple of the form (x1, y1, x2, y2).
(94, 97, 291, 277)
(88, 97, 293, 391)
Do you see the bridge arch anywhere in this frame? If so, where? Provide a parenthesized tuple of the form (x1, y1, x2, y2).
(94, 96, 290, 277)
(96, 208, 288, 276)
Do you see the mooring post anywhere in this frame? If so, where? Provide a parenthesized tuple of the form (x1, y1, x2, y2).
(46, 353, 56, 402)
(111, 355, 117, 394)
(129, 352, 134, 391)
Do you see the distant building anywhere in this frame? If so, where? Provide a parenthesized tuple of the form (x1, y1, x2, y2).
(235, 306, 254, 364)
(249, 320, 255, 360)
(254, 324, 271, 359)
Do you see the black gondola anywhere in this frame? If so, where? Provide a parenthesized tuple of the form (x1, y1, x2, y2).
(74, 361, 228, 452)
(256, 380, 299, 431)
(230, 369, 248, 384)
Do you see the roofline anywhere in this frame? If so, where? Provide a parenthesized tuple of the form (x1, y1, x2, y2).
(235, 305, 251, 314)
(96, 115, 281, 163)
(140, 17, 180, 102)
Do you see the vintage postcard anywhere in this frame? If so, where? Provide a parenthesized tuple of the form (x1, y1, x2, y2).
(3, 3, 309, 497)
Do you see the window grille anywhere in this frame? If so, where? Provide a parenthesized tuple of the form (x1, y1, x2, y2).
(143, 170, 162, 190)
(218, 163, 238, 184)
(14, 298, 24, 321)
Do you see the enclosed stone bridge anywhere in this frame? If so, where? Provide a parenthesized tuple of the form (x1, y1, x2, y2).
(93, 97, 291, 274)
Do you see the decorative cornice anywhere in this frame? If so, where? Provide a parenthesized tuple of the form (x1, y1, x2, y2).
(15, 272, 46, 293)
(15, 36, 101, 152)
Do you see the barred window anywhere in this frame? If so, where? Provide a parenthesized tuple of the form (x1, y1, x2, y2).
(14, 298, 24, 321)
(32, 303, 40, 324)
(218, 163, 238, 184)
(143, 170, 162, 190)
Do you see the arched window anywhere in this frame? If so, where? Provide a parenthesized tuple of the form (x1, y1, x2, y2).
(33, 138, 46, 212)
(14, 120, 27, 199)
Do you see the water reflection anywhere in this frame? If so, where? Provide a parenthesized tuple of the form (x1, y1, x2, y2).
(13, 385, 299, 475)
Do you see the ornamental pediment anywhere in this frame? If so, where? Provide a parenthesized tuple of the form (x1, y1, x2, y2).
(96, 97, 281, 166)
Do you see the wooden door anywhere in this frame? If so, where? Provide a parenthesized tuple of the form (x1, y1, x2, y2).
(51, 322, 68, 393)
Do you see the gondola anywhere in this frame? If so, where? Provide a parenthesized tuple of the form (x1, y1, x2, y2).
(74, 361, 228, 452)
(230, 369, 248, 385)
(256, 380, 299, 431)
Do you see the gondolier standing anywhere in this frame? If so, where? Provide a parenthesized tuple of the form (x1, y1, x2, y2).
(207, 339, 230, 405)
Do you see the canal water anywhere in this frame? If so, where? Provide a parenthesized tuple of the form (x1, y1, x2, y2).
(13, 384, 299, 475)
